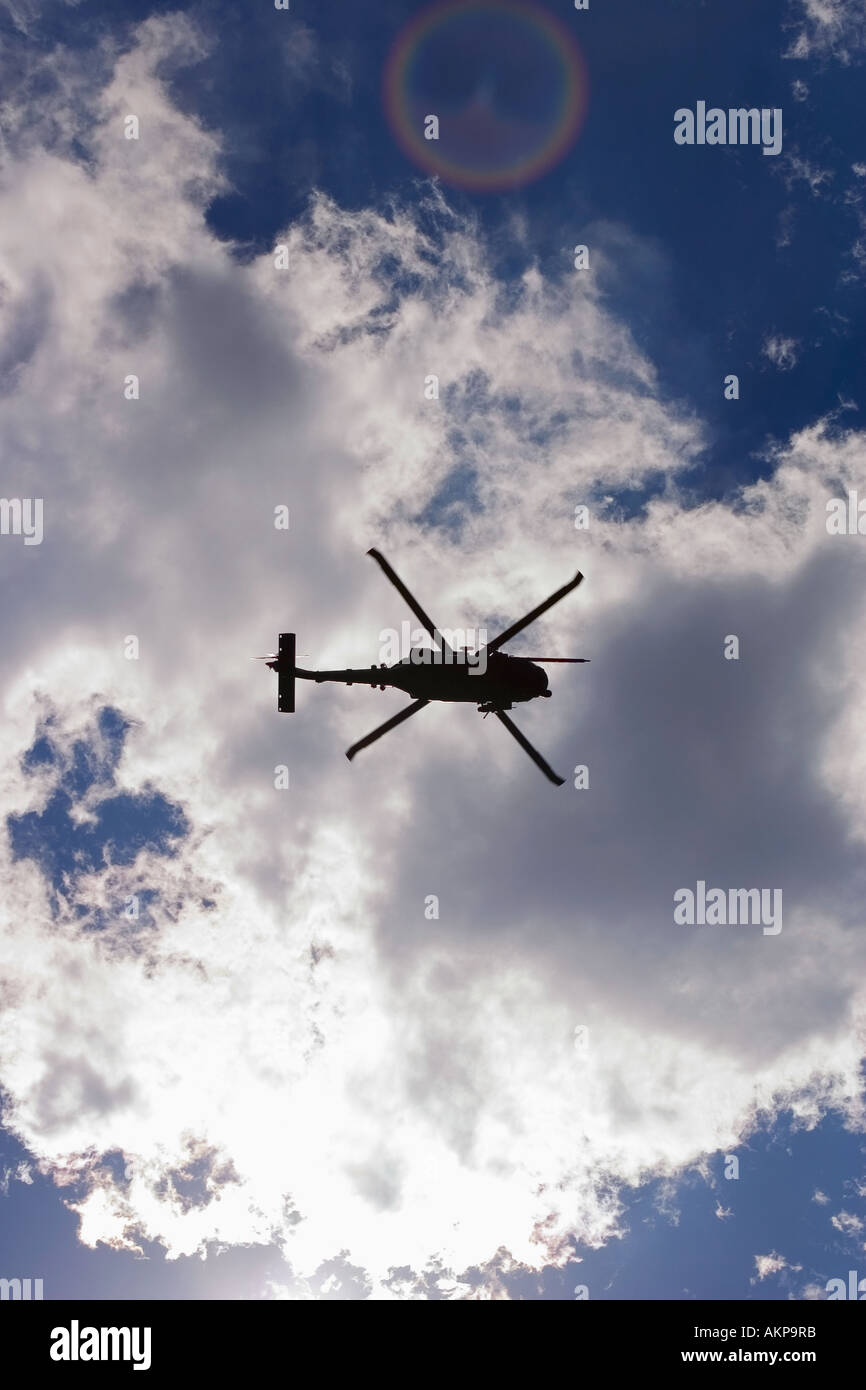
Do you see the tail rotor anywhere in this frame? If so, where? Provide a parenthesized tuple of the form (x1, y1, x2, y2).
(254, 634, 296, 711)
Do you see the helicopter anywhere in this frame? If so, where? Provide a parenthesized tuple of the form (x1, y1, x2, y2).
(257, 549, 588, 785)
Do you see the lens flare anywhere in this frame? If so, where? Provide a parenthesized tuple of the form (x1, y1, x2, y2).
(383, 0, 589, 192)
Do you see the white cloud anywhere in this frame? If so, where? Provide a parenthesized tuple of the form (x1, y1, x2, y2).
(0, 12, 865, 1298)
(801, 1279, 828, 1298)
(0, 1160, 34, 1194)
(830, 1210, 865, 1242)
(783, 154, 834, 197)
(0, 0, 45, 36)
(753, 1252, 802, 1282)
(784, 0, 866, 63)
(762, 333, 801, 369)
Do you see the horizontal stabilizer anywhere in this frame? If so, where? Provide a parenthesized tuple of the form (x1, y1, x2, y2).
(278, 633, 295, 713)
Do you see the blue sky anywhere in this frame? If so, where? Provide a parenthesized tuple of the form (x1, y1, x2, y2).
(1, 0, 865, 1300)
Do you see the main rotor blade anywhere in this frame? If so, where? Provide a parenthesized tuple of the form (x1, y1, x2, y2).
(367, 549, 452, 652)
(485, 572, 583, 655)
(522, 658, 589, 663)
(346, 698, 430, 762)
(494, 710, 565, 787)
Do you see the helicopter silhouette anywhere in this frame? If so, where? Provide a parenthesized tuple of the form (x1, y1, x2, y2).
(257, 549, 588, 785)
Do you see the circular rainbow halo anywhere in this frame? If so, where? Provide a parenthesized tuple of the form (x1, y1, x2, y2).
(383, 0, 589, 192)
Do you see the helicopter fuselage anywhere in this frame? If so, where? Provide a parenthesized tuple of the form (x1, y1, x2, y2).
(292, 649, 550, 709)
